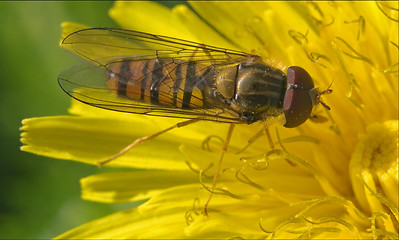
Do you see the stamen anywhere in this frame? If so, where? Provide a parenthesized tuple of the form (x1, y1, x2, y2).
(331, 40, 364, 109)
(240, 153, 270, 170)
(358, 176, 399, 222)
(303, 216, 361, 237)
(288, 29, 331, 68)
(236, 127, 266, 154)
(369, 211, 399, 239)
(185, 197, 201, 225)
(185, 160, 213, 179)
(306, 1, 335, 27)
(376, 1, 399, 22)
(275, 128, 341, 196)
(201, 135, 224, 152)
(235, 169, 265, 190)
(334, 37, 374, 66)
(344, 16, 365, 41)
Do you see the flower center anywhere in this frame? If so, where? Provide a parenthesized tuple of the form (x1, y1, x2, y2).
(349, 120, 398, 232)
(353, 121, 398, 173)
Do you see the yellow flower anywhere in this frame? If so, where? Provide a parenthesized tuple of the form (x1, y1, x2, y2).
(20, 1, 398, 239)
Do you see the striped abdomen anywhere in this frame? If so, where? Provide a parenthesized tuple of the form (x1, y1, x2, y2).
(106, 59, 215, 109)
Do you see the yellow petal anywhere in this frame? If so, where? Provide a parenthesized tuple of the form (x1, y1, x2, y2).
(20, 116, 188, 169)
(81, 170, 197, 203)
(171, 4, 237, 49)
(109, 1, 197, 41)
(189, 1, 267, 53)
(60, 21, 89, 44)
(55, 208, 188, 239)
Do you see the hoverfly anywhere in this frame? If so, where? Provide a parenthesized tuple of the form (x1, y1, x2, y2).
(58, 28, 331, 215)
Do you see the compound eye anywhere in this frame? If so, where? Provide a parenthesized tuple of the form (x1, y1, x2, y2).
(283, 66, 315, 128)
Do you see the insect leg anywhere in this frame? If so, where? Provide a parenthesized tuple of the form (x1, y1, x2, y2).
(97, 118, 199, 167)
(203, 123, 235, 216)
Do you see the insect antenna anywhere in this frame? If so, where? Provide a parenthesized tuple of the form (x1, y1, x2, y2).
(319, 100, 331, 110)
(317, 81, 333, 110)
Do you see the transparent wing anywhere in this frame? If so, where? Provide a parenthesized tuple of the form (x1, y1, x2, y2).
(59, 62, 244, 123)
(61, 28, 257, 66)
(59, 28, 260, 123)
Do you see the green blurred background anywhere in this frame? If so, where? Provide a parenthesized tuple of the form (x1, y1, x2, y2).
(0, 1, 181, 238)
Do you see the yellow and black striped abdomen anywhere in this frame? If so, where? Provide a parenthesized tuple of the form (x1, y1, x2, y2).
(106, 59, 214, 109)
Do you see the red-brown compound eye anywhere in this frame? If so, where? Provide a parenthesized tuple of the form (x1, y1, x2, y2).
(283, 66, 315, 128)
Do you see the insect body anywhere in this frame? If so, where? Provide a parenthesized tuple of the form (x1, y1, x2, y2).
(59, 28, 331, 215)
(106, 59, 288, 124)
(59, 28, 330, 128)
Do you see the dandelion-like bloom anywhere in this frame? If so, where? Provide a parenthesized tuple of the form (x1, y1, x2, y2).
(21, 1, 398, 239)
